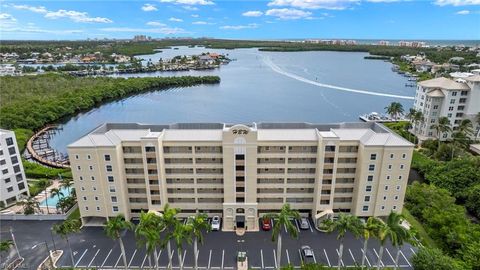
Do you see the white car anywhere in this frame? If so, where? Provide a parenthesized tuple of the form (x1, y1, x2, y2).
(211, 216, 221, 231)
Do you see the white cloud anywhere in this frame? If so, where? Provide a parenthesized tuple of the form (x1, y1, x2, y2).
(159, 0, 214, 5)
(9, 4, 112, 23)
(142, 4, 158, 11)
(191, 14, 200, 17)
(242, 10, 264, 17)
(146, 21, 167, 26)
(2, 25, 83, 34)
(183, 6, 199, 11)
(192, 21, 211, 24)
(456, 9, 471, 13)
(0, 13, 17, 27)
(435, 0, 480, 5)
(366, 0, 401, 2)
(100, 27, 188, 34)
(265, 8, 312, 19)
(267, 0, 359, 10)
(169, 17, 184, 22)
(220, 23, 259, 30)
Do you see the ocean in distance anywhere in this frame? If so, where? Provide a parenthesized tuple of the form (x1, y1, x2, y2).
(48, 47, 416, 154)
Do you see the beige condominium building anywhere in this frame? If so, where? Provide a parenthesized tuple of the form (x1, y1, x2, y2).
(68, 122, 413, 231)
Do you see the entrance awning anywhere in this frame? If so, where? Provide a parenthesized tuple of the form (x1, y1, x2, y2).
(315, 209, 334, 220)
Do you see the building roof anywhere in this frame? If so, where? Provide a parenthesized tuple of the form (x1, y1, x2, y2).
(418, 77, 470, 90)
(465, 75, 480, 82)
(68, 122, 413, 148)
(426, 89, 445, 97)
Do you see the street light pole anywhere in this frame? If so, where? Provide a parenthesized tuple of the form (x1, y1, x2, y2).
(50, 228, 57, 251)
(9, 227, 21, 259)
(44, 241, 54, 267)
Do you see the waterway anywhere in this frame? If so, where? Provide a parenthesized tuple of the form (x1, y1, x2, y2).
(48, 47, 416, 155)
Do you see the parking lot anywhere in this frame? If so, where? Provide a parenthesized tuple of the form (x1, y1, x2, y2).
(56, 218, 415, 269)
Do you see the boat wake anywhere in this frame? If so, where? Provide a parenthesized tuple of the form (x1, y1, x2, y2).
(261, 55, 415, 100)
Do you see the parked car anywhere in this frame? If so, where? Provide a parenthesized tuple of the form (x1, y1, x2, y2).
(301, 245, 315, 264)
(211, 216, 221, 231)
(299, 217, 310, 230)
(262, 217, 272, 231)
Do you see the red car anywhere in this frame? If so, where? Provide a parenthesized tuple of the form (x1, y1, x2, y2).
(262, 218, 272, 231)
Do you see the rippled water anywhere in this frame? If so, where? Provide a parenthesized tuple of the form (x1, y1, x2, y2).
(49, 47, 415, 154)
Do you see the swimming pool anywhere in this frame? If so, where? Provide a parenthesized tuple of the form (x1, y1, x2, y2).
(40, 186, 72, 207)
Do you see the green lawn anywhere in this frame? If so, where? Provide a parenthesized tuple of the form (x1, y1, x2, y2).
(402, 208, 438, 249)
(67, 207, 80, 221)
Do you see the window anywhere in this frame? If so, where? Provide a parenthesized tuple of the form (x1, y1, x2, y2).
(364, 196, 371, 202)
(18, 182, 25, 190)
(386, 175, 391, 180)
(113, 206, 119, 212)
(111, 196, 117, 203)
(94, 196, 98, 201)
(7, 187, 13, 192)
(402, 153, 406, 159)
(85, 206, 89, 211)
(104, 155, 111, 161)
(106, 165, 112, 172)
(366, 185, 372, 192)
(433, 105, 438, 109)
(15, 174, 22, 182)
(448, 107, 454, 111)
(81, 187, 85, 191)
(398, 175, 403, 180)
(394, 195, 399, 200)
(368, 164, 375, 171)
(145, 146, 156, 152)
(4, 177, 10, 183)
(87, 155, 91, 160)
(367, 175, 373, 182)
(109, 186, 116, 193)
(400, 164, 404, 170)
(83, 196, 87, 201)
(450, 99, 455, 104)
(362, 205, 369, 212)
(2, 169, 8, 174)
(447, 113, 452, 117)
(396, 185, 401, 191)
(13, 165, 20, 173)
(93, 187, 97, 191)
(383, 196, 387, 200)
(91, 176, 95, 181)
(77, 166, 81, 171)
(388, 164, 392, 170)
(79, 176, 83, 181)
(385, 185, 389, 191)
(370, 154, 377, 160)
(107, 176, 114, 182)
(8, 147, 15, 155)
(10, 156, 18, 164)
(452, 92, 457, 96)
(381, 205, 385, 210)
(96, 206, 100, 211)
(6, 137, 14, 146)
(75, 155, 79, 160)
(390, 154, 394, 159)
(0, 159, 5, 166)
(89, 165, 93, 171)
(393, 206, 397, 210)
(325, 145, 335, 152)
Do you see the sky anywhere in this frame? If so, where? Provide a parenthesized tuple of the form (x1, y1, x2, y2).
(0, 0, 479, 40)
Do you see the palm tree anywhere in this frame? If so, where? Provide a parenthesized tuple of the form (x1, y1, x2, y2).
(264, 204, 300, 270)
(170, 222, 192, 270)
(135, 211, 164, 270)
(412, 111, 424, 144)
(189, 213, 211, 270)
(105, 214, 134, 270)
(162, 204, 179, 270)
(0, 240, 13, 252)
(385, 102, 404, 120)
(475, 112, 480, 141)
(52, 219, 81, 267)
(431, 116, 451, 152)
(50, 188, 64, 212)
(37, 179, 51, 214)
(360, 217, 382, 268)
(323, 213, 363, 269)
(458, 119, 474, 139)
(16, 197, 40, 215)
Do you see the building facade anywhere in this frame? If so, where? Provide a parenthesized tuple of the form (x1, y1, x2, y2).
(413, 75, 480, 141)
(68, 122, 413, 230)
(0, 129, 29, 207)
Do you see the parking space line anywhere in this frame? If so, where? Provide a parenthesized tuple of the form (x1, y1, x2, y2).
(74, 249, 88, 267)
(114, 253, 122, 268)
(360, 249, 371, 267)
(101, 248, 112, 268)
(373, 248, 384, 267)
(294, 219, 300, 232)
(208, 250, 212, 269)
(323, 249, 331, 267)
(348, 248, 356, 263)
(222, 249, 225, 270)
(312, 250, 317, 263)
(169, 250, 175, 269)
(400, 250, 411, 267)
(157, 250, 163, 264)
(308, 219, 313, 233)
(286, 249, 290, 265)
(410, 247, 416, 255)
(385, 248, 395, 265)
(284, 223, 287, 233)
(128, 249, 138, 267)
(182, 250, 187, 267)
(260, 249, 264, 269)
(87, 249, 100, 268)
(273, 249, 277, 269)
(335, 249, 344, 267)
(141, 254, 148, 268)
(298, 249, 302, 264)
